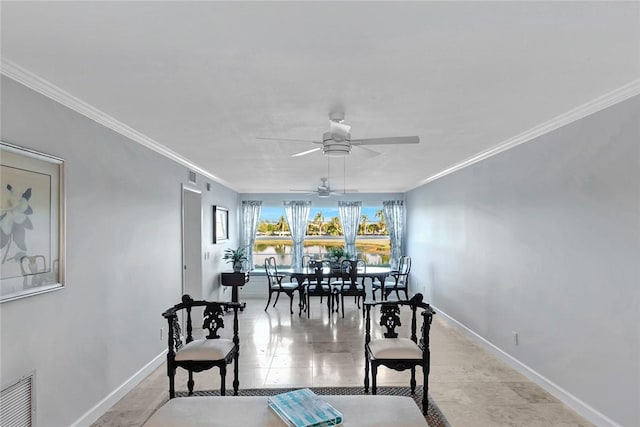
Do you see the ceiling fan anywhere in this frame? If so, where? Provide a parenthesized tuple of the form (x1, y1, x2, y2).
(289, 177, 358, 198)
(258, 112, 419, 158)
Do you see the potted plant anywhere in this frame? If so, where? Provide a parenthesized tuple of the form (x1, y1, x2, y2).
(223, 246, 248, 272)
(326, 246, 353, 271)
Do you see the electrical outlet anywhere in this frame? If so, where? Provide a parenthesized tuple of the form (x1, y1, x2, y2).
(512, 331, 519, 345)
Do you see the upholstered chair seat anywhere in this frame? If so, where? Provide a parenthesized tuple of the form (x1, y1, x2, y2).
(175, 339, 236, 361)
(367, 338, 423, 360)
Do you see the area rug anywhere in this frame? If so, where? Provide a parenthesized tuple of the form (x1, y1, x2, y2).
(176, 386, 450, 427)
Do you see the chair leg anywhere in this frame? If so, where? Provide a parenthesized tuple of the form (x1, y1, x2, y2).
(288, 292, 294, 314)
(220, 365, 227, 396)
(341, 294, 345, 318)
(233, 353, 239, 396)
(364, 355, 370, 392)
(187, 370, 194, 395)
(372, 364, 378, 395)
(410, 366, 416, 393)
(264, 290, 272, 311)
(422, 366, 428, 415)
(273, 292, 281, 307)
(395, 289, 401, 300)
(168, 365, 176, 399)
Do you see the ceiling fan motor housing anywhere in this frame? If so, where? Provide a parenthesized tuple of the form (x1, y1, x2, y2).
(322, 131, 351, 156)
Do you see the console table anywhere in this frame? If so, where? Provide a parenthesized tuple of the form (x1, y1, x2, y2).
(221, 271, 249, 309)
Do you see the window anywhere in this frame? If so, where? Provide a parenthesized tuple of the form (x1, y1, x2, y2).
(253, 206, 390, 268)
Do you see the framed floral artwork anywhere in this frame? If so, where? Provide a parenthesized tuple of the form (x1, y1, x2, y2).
(213, 206, 228, 243)
(1, 142, 65, 303)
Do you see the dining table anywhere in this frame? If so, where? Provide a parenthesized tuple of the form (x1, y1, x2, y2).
(279, 264, 392, 315)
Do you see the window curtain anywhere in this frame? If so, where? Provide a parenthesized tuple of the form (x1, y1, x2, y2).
(241, 200, 262, 270)
(383, 200, 405, 269)
(284, 201, 311, 270)
(338, 201, 361, 259)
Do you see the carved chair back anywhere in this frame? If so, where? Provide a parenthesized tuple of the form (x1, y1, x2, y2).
(364, 293, 434, 350)
(338, 259, 366, 291)
(307, 259, 330, 295)
(265, 256, 285, 290)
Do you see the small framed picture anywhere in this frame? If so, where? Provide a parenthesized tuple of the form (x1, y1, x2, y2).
(213, 206, 229, 243)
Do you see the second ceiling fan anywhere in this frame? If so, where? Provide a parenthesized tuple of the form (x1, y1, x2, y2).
(289, 177, 358, 198)
(258, 112, 420, 158)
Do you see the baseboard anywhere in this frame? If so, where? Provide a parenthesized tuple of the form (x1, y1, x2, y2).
(432, 306, 621, 427)
(70, 350, 165, 427)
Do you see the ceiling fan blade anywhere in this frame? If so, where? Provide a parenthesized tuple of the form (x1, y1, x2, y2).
(256, 137, 317, 143)
(351, 136, 420, 145)
(352, 145, 381, 158)
(291, 147, 322, 157)
(288, 190, 315, 194)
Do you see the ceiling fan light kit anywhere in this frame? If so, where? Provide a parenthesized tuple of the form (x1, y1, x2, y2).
(322, 131, 352, 157)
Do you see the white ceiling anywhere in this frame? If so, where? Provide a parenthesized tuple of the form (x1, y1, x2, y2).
(2, 1, 639, 193)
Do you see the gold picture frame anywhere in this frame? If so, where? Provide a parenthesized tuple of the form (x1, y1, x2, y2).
(1, 141, 65, 302)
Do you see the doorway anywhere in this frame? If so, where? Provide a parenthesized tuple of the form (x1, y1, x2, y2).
(181, 185, 203, 324)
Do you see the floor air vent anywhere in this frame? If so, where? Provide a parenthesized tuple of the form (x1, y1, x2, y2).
(1, 373, 34, 427)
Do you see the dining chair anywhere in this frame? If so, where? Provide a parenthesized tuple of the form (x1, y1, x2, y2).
(372, 255, 411, 301)
(364, 293, 435, 415)
(162, 294, 243, 399)
(331, 259, 367, 317)
(306, 259, 333, 318)
(265, 256, 299, 314)
(302, 255, 312, 268)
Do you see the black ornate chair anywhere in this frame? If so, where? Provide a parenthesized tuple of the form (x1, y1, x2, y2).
(364, 293, 435, 414)
(265, 256, 299, 314)
(372, 255, 411, 300)
(162, 294, 242, 398)
(306, 259, 333, 318)
(331, 259, 366, 317)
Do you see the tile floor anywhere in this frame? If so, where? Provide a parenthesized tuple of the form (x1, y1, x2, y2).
(92, 296, 592, 426)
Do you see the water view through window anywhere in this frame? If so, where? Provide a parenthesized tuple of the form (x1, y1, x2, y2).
(253, 206, 390, 268)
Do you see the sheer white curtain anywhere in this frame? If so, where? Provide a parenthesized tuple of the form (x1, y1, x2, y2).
(338, 201, 361, 258)
(284, 201, 311, 270)
(383, 200, 405, 269)
(241, 201, 262, 270)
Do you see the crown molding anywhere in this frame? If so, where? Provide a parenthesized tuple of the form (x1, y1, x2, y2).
(1, 58, 237, 191)
(411, 78, 640, 190)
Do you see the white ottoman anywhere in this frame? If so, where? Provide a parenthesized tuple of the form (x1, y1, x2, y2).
(144, 395, 428, 427)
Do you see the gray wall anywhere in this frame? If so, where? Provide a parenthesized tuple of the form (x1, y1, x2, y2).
(406, 96, 640, 426)
(0, 76, 238, 426)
